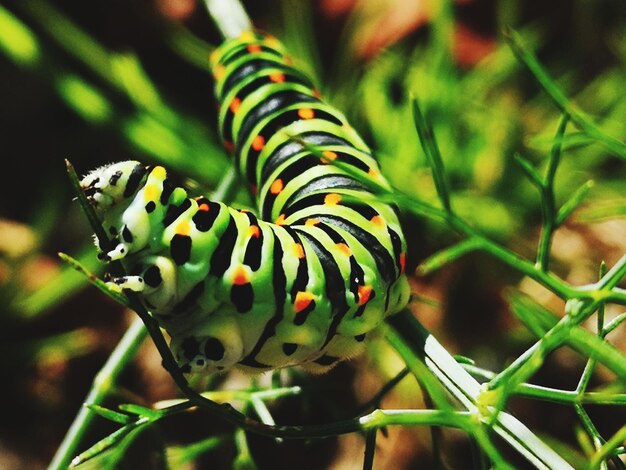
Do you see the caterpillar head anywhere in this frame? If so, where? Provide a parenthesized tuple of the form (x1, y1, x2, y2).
(81, 161, 148, 213)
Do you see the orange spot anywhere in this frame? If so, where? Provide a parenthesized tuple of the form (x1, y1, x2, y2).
(298, 108, 315, 120)
(371, 215, 385, 228)
(250, 184, 258, 195)
(324, 193, 341, 206)
(368, 167, 380, 178)
(224, 140, 234, 153)
(294, 291, 314, 312)
(336, 243, 351, 257)
(198, 203, 209, 212)
(252, 135, 265, 151)
(270, 179, 284, 195)
(399, 253, 406, 274)
(247, 44, 262, 53)
(229, 97, 241, 113)
(358, 286, 373, 306)
(232, 265, 249, 285)
(176, 220, 191, 236)
(275, 214, 286, 225)
(269, 72, 285, 83)
(304, 218, 320, 227)
(214, 65, 225, 80)
(284, 56, 294, 65)
(248, 225, 260, 238)
(312, 89, 321, 98)
(292, 243, 305, 259)
(321, 150, 337, 164)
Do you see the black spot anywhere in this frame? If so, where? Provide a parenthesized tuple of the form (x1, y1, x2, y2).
(163, 199, 192, 227)
(123, 164, 147, 197)
(314, 355, 339, 366)
(160, 179, 175, 205)
(143, 265, 162, 288)
(196, 359, 205, 367)
(180, 337, 199, 361)
(293, 299, 316, 326)
(121, 225, 133, 243)
(109, 226, 118, 236)
(231, 283, 254, 313)
(192, 201, 220, 232)
(109, 170, 122, 186)
(170, 234, 192, 265)
(145, 201, 156, 213)
(354, 334, 366, 342)
(204, 337, 225, 361)
(282, 343, 297, 356)
(179, 364, 192, 373)
(209, 217, 237, 277)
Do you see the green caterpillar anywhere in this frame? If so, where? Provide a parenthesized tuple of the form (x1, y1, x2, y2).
(80, 32, 410, 374)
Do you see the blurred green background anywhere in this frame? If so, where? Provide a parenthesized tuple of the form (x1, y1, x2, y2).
(0, 0, 625, 468)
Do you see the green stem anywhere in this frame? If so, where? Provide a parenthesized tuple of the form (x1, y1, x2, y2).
(536, 113, 569, 272)
(386, 310, 574, 469)
(48, 318, 148, 470)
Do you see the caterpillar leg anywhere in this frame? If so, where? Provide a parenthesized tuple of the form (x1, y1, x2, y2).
(99, 241, 131, 262)
(106, 275, 146, 293)
(169, 316, 244, 374)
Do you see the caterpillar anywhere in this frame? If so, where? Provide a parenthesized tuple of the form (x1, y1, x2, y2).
(80, 32, 410, 374)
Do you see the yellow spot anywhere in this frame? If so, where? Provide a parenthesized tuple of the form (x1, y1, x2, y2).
(252, 135, 265, 151)
(275, 214, 286, 225)
(270, 179, 284, 195)
(209, 49, 220, 66)
(294, 291, 314, 312)
(265, 35, 280, 48)
(321, 150, 337, 164)
(144, 184, 158, 201)
(371, 215, 385, 229)
(269, 72, 285, 83)
(358, 286, 373, 306)
(233, 265, 250, 285)
(152, 166, 167, 179)
(304, 218, 320, 227)
(240, 31, 255, 41)
(176, 220, 191, 236)
(292, 243, 305, 259)
(336, 243, 351, 257)
(298, 108, 315, 120)
(368, 167, 380, 178)
(213, 64, 225, 80)
(324, 193, 341, 206)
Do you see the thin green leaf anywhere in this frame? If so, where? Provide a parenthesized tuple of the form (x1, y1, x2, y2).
(57, 252, 129, 307)
(513, 153, 543, 188)
(118, 404, 162, 420)
(505, 28, 626, 160)
(556, 180, 594, 225)
(85, 405, 133, 425)
(417, 238, 482, 275)
(412, 98, 452, 212)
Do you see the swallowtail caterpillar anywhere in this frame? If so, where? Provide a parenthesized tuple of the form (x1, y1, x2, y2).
(80, 32, 410, 374)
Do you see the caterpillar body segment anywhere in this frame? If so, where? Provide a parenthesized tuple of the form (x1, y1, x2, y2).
(81, 32, 410, 375)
